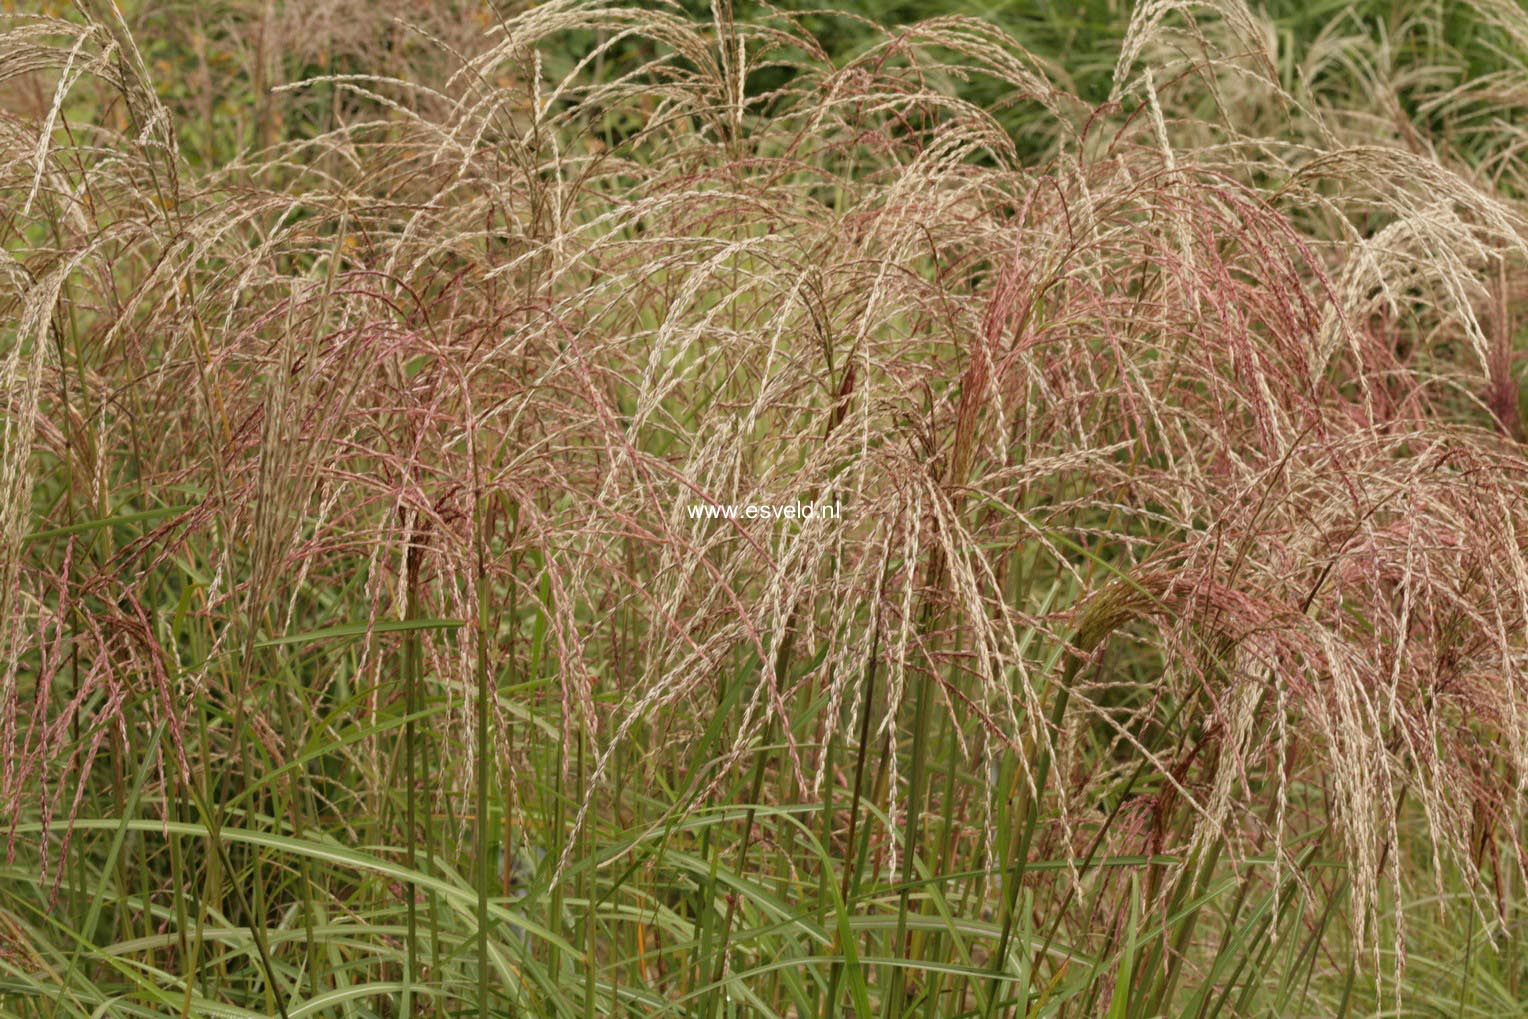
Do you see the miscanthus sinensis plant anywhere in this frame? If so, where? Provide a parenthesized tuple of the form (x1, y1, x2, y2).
(1, 0, 1525, 1016)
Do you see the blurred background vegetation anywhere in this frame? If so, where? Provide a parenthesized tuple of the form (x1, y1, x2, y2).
(34, 0, 1514, 179)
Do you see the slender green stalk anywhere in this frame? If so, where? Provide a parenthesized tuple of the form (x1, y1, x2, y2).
(403, 522, 422, 1016)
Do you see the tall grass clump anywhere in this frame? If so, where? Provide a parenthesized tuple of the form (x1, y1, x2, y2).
(1, 0, 1526, 1016)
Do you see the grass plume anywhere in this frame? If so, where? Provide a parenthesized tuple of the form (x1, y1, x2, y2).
(1, 0, 1526, 1015)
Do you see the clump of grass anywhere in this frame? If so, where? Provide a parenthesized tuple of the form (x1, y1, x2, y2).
(2, 0, 1526, 1016)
